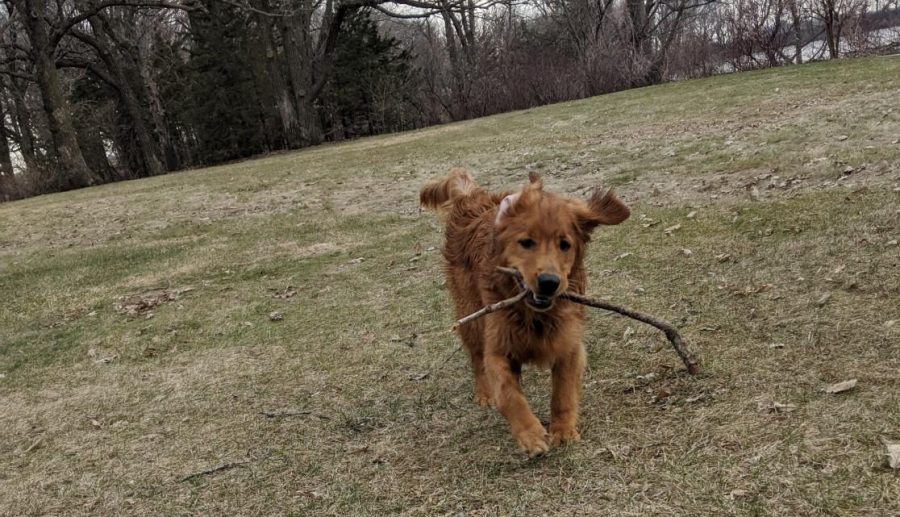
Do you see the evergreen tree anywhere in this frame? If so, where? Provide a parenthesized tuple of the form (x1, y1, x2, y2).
(186, 2, 267, 164)
(322, 10, 416, 139)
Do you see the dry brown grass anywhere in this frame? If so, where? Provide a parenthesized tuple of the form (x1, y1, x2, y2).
(1, 57, 899, 515)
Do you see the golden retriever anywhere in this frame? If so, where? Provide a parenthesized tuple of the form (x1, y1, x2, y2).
(420, 169, 630, 455)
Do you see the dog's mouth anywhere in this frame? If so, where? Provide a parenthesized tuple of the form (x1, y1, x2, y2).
(525, 291, 555, 312)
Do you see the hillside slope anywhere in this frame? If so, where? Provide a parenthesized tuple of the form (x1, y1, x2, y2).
(1, 57, 898, 515)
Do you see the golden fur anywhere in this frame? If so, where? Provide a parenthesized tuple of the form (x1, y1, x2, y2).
(420, 169, 630, 455)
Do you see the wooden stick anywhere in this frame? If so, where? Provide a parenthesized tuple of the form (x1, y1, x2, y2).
(259, 409, 330, 420)
(179, 459, 251, 483)
(453, 267, 700, 375)
(560, 291, 700, 375)
(451, 290, 528, 330)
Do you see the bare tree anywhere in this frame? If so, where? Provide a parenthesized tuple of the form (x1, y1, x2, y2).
(810, 0, 867, 57)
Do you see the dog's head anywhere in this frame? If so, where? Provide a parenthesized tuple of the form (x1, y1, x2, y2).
(494, 173, 629, 311)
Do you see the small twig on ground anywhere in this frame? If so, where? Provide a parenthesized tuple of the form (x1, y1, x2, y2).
(451, 290, 528, 330)
(259, 409, 330, 420)
(179, 460, 251, 483)
(451, 266, 700, 374)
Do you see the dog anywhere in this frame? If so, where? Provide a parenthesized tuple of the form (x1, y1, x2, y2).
(420, 169, 630, 456)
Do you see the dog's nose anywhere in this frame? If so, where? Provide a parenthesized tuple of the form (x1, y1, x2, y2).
(536, 273, 560, 296)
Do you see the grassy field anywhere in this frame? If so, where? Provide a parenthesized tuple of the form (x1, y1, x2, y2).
(1, 56, 899, 515)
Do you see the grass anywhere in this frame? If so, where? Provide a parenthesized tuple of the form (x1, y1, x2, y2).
(1, 56, 899, 515)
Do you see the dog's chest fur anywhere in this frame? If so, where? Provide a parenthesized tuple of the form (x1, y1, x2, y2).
(492, 303, 585, 365)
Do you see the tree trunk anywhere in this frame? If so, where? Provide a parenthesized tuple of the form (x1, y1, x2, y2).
(253, 0, 301, 148)
(74, 117, 116, 182)
(0, 96, 14, 177)
(441, 9, 469, 119)
(279, 9, 324, 146)
(21, 0, 100, 190)
(0, 95, 15, 201)
(246, 18, 283, 150)
(822, 1, 840, 58)
(789, 0, 804, 64)
(9, 79, 41, 173)
(142, 66, 180, 170)
(87, 17, 165, 177)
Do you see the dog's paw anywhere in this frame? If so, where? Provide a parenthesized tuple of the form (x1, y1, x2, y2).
(549, 425, 581, 446)
(474, 391, 492, 407)
(515, 427, 550, 457)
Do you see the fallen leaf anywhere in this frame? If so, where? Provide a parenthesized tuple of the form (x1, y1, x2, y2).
(730, 489, 749, 499)
(350, 445, 370, 455)
(408, 372, 429, 381)
(749, 186, 761, 200)
(24, 437, 43, 454)
(686, 211, 697, 219)
(824, 379, 857, 394)
(758, 400, 797, 413)
(623, 327, 635, 340)
(636, 372, 657, 383)
(94, 355, 118, 364)
(347, 257, 364, 264)
(663, 224, 681, 235)
(769, 343, 785, 349)
(885, 320, 897, 328)
(882, 437, 900, 469)
(682, 248, 693, 256)
(114, 287, 193, 316)
(653, 388, 672, 403)
(614, 252, 632, 261)
(271, 287, 297, 299)
(836, 135, 849, 141)
(715, 253, 731, 262)
(815, 293, 831, 307)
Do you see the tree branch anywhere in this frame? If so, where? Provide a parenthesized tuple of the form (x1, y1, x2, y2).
(452, 290, 528, 330)
(50, 0, 198, 49)
(451, 266, 700, 375)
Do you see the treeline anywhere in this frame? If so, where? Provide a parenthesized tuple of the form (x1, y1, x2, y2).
(1, 0, 897, 201)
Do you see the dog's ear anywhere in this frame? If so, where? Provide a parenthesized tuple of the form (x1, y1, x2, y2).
(577, 187, 630, 234)
(495, 192, 521, 225)
(496, 173, 544, 225)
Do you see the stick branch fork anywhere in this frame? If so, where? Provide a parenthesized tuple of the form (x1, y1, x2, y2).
(451, 266, 700, 375)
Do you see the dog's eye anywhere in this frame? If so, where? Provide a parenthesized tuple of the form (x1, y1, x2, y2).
(560, 239, 571, 251)
(518, 238, 535, 250)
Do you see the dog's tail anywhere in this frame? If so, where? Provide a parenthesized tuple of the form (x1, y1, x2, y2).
(419, 168, 478, 213)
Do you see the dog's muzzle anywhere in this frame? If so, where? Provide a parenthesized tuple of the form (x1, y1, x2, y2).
(525, 291, 555, 312)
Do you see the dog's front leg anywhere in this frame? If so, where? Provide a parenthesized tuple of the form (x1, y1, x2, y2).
(549, 347, 585, 445)
(484, 353, 548, 456)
